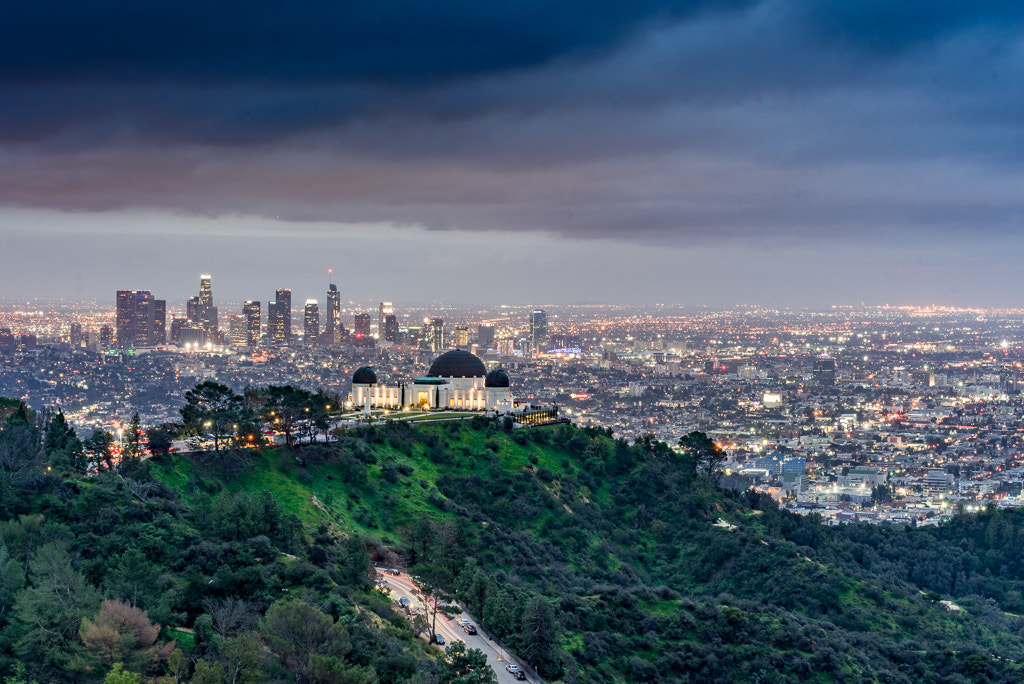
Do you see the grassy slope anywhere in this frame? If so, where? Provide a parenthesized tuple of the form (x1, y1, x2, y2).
(150, 422, 1024, 681)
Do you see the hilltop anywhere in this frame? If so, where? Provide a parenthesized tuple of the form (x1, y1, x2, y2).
(142, 418, 1024, 682)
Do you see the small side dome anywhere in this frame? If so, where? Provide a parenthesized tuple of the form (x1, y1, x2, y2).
(352, 366, 377, 384)
(485, 369, 510, 388)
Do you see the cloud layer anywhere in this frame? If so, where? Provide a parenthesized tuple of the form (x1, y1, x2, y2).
(2, 1, 1024, 304)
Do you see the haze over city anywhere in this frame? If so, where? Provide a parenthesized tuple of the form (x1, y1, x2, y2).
(3, 2, 1024, 306)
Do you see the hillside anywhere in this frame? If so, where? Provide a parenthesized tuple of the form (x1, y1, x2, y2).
(141, 418, 1024, 683)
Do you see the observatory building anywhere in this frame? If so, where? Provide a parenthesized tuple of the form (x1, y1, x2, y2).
(350, 349, 513, 413)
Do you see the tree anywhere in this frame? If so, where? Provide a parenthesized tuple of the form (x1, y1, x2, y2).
(124, 412, 142, 458)
(83, 429, 115, 471)
(0, 417, 42, 497)
(79, 599, 161, 670)
(103, 663, 142, 684)
(10, 542, 99, 677)
(438, 641, 495, 684)
(678, 431, 727, 485)
(44, 410, 85, 474)
(219, 635, 264, 684)
(518, 596, 560, 679)
(261, 599, 349, 678)
(145, 423, 177, 458)
(182, 382, 244, 453)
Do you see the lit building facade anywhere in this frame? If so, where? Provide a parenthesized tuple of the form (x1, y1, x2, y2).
(350, 349, 514, 413)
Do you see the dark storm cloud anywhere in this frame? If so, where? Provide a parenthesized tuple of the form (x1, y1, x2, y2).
(0, 0, 753, 84)
(2, 0, 1024, 253)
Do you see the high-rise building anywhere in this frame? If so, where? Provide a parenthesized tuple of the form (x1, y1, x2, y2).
(325, 283, 341, 347)
(153, 299, 166, 345)
(99, 326, 114, 350)
(69, 322, 84, 347)
(228, 314, 247, 347)
(429, 317, 445, 352)
(530, 309, 548, 352)
(353, 312, 373, 348)
(116, 290, 134, 348)
(477, 325, 495, 349)
(455, 325, 469, 348)
(117, 289, 162, 348)
(354, 313, 371, 338)
(268, 289, 292, 346)
(243, 301, 261, 347)
(304, 300, 320, 346)
(378, 302, 393, 338)
(198, 274, 218, 334)
(384, 314, 399, 343)
(0, 329, 15, 353)
(186, 296, 201, 325)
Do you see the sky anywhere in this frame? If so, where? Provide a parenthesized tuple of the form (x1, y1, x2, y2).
(2, 1, 1024, 309)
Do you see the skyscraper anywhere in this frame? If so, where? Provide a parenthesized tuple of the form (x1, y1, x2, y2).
(228, 314, 247, 347)
(268, 289, 291, 346)
(116, 289, 162, 348)
(354, 313, 371, 338)
(186, 296, 201, 326)
(477, 325, 495, 349)
(530, 309, 548, 352)
(384, 314, 399, 343)
(153, 299, 166, 344)
(326, 283, 340, 347)
(243, 301, 261, 347)
(116, 290, 134, 348)
(198, 274, 215, 333)
(455, 325, 469, 348)
(304, 300, 320, 346)
(378, 302, 393, 338)
(429, 317, 445, 352)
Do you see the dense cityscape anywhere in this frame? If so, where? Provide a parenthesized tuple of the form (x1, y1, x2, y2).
(3, 275, 1024, 528)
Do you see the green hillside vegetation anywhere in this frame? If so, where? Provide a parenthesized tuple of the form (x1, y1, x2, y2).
(142, 416, 1024, 683)
(0, 401, 490, 684)
(5, 395, 1024, 682)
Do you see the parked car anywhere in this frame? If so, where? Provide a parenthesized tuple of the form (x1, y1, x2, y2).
(386, 568, 401, 575)
(463, 623, 477, 635)
(432, 634, 445, 645)
(512, 671, 526, 680)
(505, 664, 520, 674)
(399, 597, 410, 607)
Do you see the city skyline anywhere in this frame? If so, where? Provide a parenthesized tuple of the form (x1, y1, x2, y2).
(2, 4, 1024, 306)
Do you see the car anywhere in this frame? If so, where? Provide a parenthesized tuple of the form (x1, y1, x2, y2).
(463, 623, 477, 635)
(512, 671, 526, 680)
(432, 634, 445, 645)
(505, 664, 520, 674)
(408, 607, 418, 616)
(386, 568, 401, 575)
(458, 618, 470, 627)
(399, 597, 410, 607)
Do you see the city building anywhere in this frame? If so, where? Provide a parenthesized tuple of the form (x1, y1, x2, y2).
(531, 309, 548, 352)
(325, 283, 341, 347)
(304, 300, 320, 346)
(428, 317, 445, 352)
(378, 302, 393, 339)
(383, 314, 399, 343)
(350, 349, 514, 413)
(116, 290, 165, 348)
(243, 301, 261, 347)
(455, 325, 469, 349)
(268, 288, 291, 346)
(228, 314, 247, 347)
(477, 324, 495, 349)
(198, 274, 218, 335)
